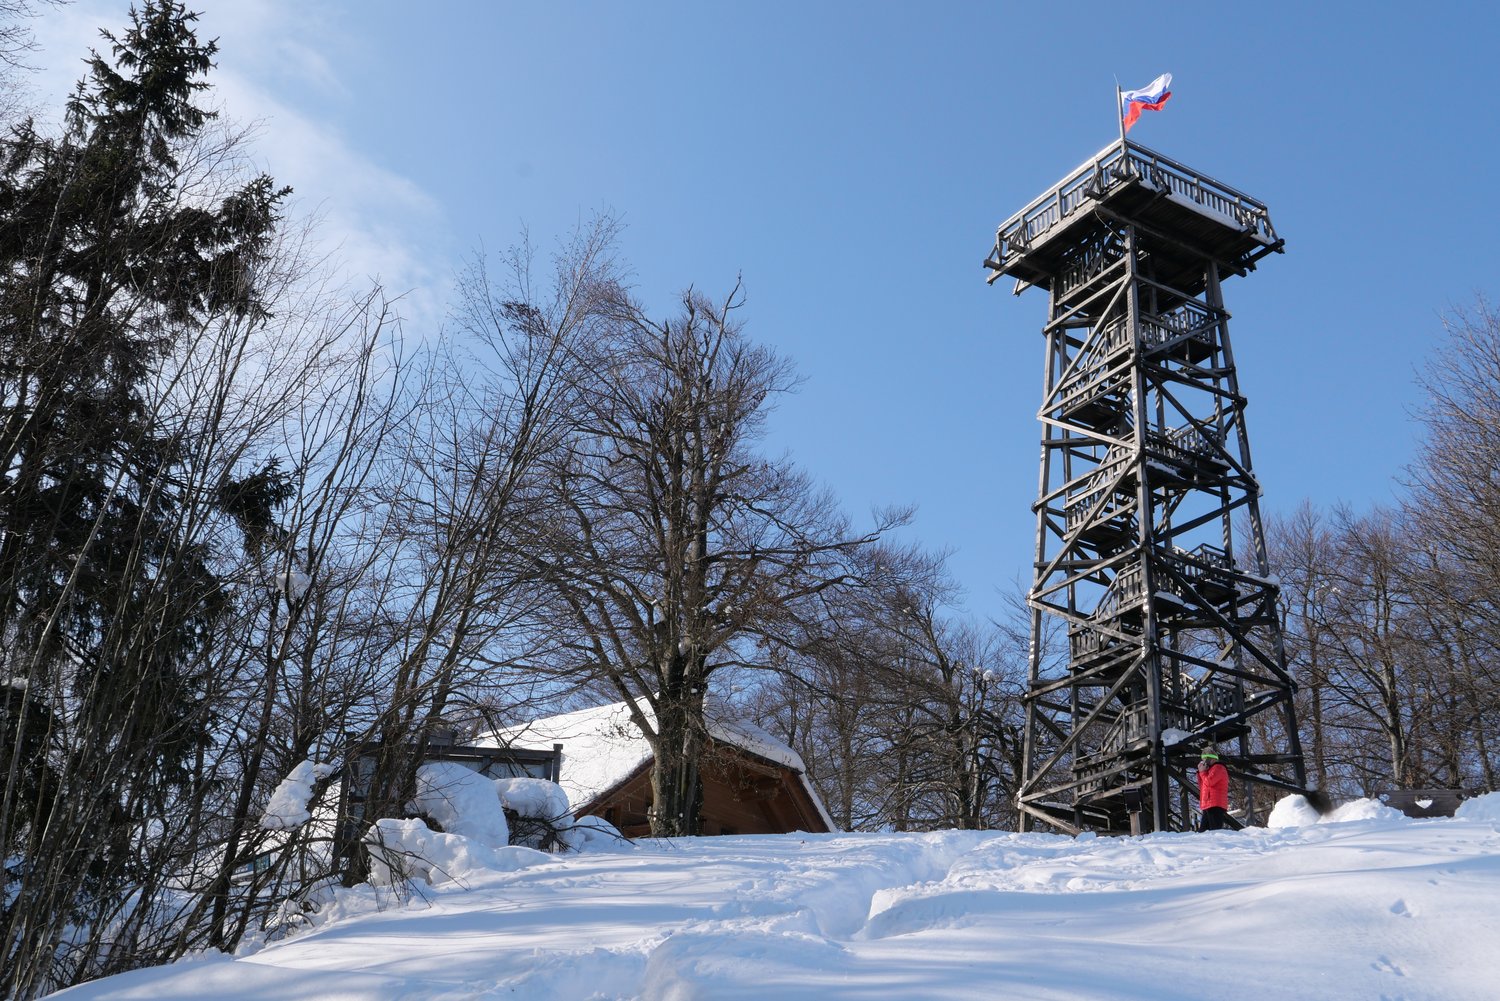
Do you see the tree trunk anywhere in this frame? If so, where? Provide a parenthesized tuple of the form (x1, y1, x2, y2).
(649, 692, 704, 837)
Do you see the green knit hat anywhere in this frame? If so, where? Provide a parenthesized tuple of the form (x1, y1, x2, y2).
(1199, 750, 1220, 761)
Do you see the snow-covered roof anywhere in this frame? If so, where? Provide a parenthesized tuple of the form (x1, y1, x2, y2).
(474, 699, 835, 830)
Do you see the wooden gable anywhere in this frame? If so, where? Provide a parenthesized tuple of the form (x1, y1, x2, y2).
(583, 739, 831, 838)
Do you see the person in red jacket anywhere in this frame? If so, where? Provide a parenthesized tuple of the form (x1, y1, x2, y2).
(1196, 750, 1238, 831)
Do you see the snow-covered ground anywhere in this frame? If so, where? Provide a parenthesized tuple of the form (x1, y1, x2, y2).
(54, 796, 1500, 1001)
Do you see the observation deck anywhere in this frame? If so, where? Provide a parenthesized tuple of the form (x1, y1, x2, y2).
(984, 139, 1282, 295)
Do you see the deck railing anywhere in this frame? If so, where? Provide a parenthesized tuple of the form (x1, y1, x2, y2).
(1141, 302, 1217, 355)
(1069, 623, 1140, 663)
(1075, 682, 1240, 783)
(1059, 304, 1218, 409)
(1091, 543, 1240, 623)
(988, 140, 1277, 276)
(1065, 445, 1133, 533)
(1156, 422, 1224, 467)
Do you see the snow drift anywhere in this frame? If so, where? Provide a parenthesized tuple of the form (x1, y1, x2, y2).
(51, 793, 1500, 1000)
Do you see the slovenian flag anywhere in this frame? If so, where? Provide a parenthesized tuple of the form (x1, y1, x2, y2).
(1121, 73, 1172, 132)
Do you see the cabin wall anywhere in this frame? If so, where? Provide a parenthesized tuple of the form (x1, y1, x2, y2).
(589, 750, 829, 837)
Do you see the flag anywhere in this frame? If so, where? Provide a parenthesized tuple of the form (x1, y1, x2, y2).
(1121, 73, 1172, 132)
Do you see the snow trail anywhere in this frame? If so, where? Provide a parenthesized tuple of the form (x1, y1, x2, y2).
(50, 802, 1500, 1001)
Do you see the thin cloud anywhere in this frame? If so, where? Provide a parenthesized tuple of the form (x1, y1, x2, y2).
(29, 0, 451, 328)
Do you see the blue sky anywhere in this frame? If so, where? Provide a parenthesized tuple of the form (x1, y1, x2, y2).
(29, 2, 1500, 615)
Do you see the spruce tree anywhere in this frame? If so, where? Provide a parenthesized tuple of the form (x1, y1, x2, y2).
(0, 3, 287, 993)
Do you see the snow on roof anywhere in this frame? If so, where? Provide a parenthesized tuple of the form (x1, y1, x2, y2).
(474, 699, 835, 830)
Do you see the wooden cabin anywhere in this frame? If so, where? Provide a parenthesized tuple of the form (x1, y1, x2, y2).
(476, 700, 834, 837)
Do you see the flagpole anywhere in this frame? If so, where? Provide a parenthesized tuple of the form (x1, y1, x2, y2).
(1116, 84, 1127, 154)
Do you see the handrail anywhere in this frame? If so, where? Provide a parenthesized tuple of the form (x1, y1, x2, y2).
(1157, 422, 1223, 463)
(988, 139, 1277, 277)
(1080, 681, 1239, 769)
(1065, 445, 1133, 530)
(1057, 304, 1217, 408)
(1091, 543, 1240, 623)
(1141, 302, 1217, 352)
(1069, 622, 1140, 660)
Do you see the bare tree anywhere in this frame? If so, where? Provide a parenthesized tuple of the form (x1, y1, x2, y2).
(749, 551, 1029, 833)
(1404, 298, 1500, 790)
(745, 549, 924, 833)
(524, 282, 902, 836)
(176, 280, 411, 953)
(1267, 495, 1499, 801)
(0, 0, 58, 70)
(751, 642, 887, 830)
(1265, 502, 1350, 795)
(0, 7, 303, 990)
(0, 1, 62, 124)
(1409, 301, 1500, 625)
(865, 583, 1022, 831)
(1318, 507, 1426, 788)
(337, 219, 625, 878)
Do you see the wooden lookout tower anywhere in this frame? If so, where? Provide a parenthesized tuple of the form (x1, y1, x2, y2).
(985, 139, 1308, 834)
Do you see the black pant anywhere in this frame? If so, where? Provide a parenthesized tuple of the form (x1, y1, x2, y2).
(1198, 806, 1240, 831)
